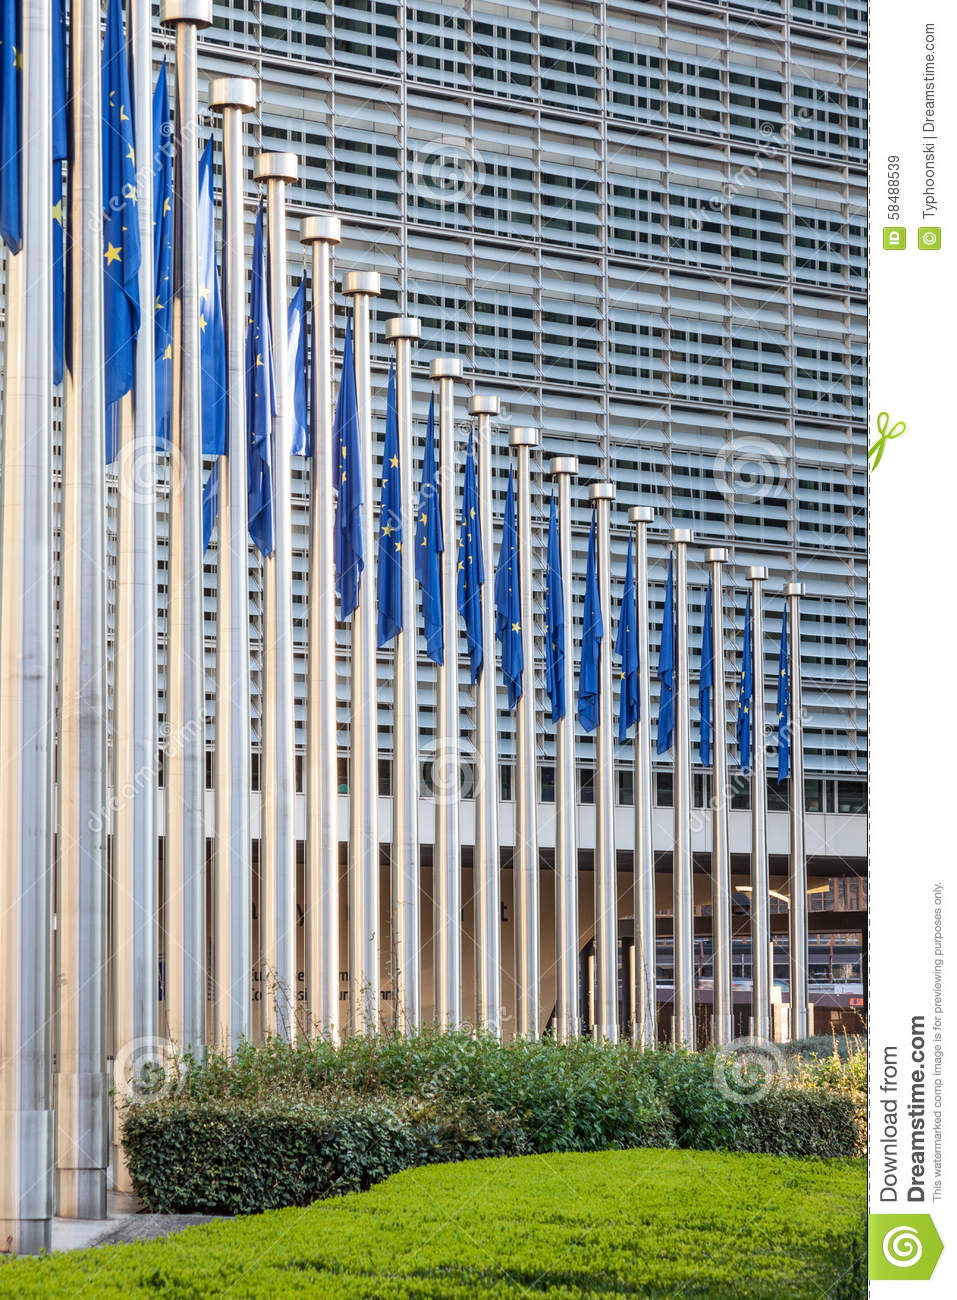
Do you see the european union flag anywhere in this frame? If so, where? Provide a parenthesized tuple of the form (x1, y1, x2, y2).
(246, 202, 276, 557)
(699, 577, 714, 766)
(457, 431, 484, 683)
(203, 461, 219, 553)
(495, 468, 523, 710)
(616, 537, 639, 743)
(577, 509, 602, 733)
(102, 0, 141, 458)
(776, 606, 790, 781)
(333, 313, 363, 620)
(656, 555, 675, 755)
(288, 279, 309, 456)
(415, 394, 443, 664)
(736, 591, 753, 773)
(153, 60, 173, 448)
(376, 359, 402, 647)
(52, 0, 66, 385)
(544, 494, 565, 725)
(198, 138, 226, 456)
(0, 0, 21, 252)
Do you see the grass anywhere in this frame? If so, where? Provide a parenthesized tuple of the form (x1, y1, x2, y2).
(0, 1148, 865, 1298)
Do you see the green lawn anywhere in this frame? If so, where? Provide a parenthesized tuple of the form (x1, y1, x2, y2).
(0, 1149, 865, 1298)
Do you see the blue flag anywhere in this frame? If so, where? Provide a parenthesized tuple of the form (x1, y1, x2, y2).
(656, 555, 675, 755)
(0, 0, 21, 252)
(153, 60, 173, 449)
(577, 510, 602, 733)
(699, 577, 714, 766)
(333, 314, 363, 620)
(288, 279, 309, 456)
(616, 536, 639, 744)
(52, 0, 66, 385)
(494, 469, 523, 710)
(776, 606, 790, 781)
(457, 431, 484, 683)
(415, 394, 443, 664)
(376, 360, 402, 647)
(246, 202, 276, 557)
(102, 0, 141, 458)
(736, 591, 753, 773)
(203, 461, 219, 553)
(198, 137, 226, 456)
(545, 495, 565, 725)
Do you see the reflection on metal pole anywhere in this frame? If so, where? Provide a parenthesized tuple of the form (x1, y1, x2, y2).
(748, 565, 771, 1040)
(786, 582, 809, 1040)
(630, 506, 656, 1047)
(706, 548, 732, 1047)
(672, 528, 696, 1048)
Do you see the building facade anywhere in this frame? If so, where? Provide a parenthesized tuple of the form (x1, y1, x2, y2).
(129, 0, 866, 1034)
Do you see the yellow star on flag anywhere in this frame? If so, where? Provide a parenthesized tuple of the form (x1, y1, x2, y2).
(105, 243, 122, 265)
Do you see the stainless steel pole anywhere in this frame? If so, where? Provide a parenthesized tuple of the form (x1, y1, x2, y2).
(470, 396, 502, 1036)
(707, 548, 733, 1047)
(254, 151, 299, 1039)
(430, 356, 464, 1030)
(343, 270, 382, 1035)
(386, 316, 422, 1034)
(550, 457, 579, 1042)
(161, 0, 211, 1058)
(301, 216, 342, 1041)
(112, 0, 160, 1192)
(747, 565, 771, 1040)
(209, 80, 257, 1053)
(589, 482, 617, 1043)
(672, 528, 696, 1048)
(785, 582, 809, 1040)
(629, 506, 656, 1047)
(0, 0, 55, 1253)
(510, 427, 541, 1039)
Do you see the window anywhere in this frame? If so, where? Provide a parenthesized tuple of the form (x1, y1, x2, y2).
(378, 758, 392, 797)
(805, 778, 825, 812)
(578, 767, 595, 806)
(336, 755, 348, 795)
(499, 763, 513, 802)
(729, 773, 750, 810)
(767, 780, 789, 812)
(540, 766, 555, 804)
(836, 780, 867, 814)
(655, 771, 673, 808)
(617, 769, 634, 807)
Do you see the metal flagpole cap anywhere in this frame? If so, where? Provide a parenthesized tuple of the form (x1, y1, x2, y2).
(705, 547, 729, 562)
(468, 395, 500, 416)
(549, 456, 578, 476)
(629, 505, 654, 523)
(747, 565, 769, 581)
(301, 214, 342, 246)
(587, 482, 615, 502)
(160, 0, 212, 27)
(254, 152, 298, 183)
(509, 426, 539, 447)
(430, 357, 463, 379)
(785, 581, 806, 597)
(209, 77, 257, 113)
(385, 316, 421, 341)
(342, 270, 381, 297)
(672, 527, 693, 544)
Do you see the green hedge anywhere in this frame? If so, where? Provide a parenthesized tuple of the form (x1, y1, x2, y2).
(0, 1149, 867, 1298)
(120, 1032, 864, 1215)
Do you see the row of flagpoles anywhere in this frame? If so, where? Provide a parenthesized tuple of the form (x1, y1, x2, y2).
(0, 0, 811, 1253)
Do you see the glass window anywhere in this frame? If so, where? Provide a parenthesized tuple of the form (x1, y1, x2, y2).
(729, 773, 750, 810)
(579, 767, 595, 806)
(837, 779, 867, 814)
(499, 763, 514, 802)
(540, 765, 555, 804)
(378, 758, 392, 797)
(805, 778, 825, 812)
(767, 780, 789, 812)
(655, 771, 673, 808)
(336, 755, 348, 795)
(617, 769, 634, 806)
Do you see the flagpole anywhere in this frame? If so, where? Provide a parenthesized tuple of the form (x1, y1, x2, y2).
(430, 356, 464, 1030)
(161, 0, 211, 1058)
(550, 457, 579, 1042)
(111, 0, 160, 1191)
(672, 528, 696, 1048)
(511, 427, 541, 1039)
(54, 0, 110, 1220)
(0, 0, 55, 1252)
(302, 216, 343, 1041)
(589, 482, 617, 1042)
(747, 565, 771, 1040)
(785, 582, 809, 1040)
(386, 316, 423, 1033)
(343, 270, 382, 1035)
(706, 548, 733, 1046)
(208, 80, 256, 1052)
(629, 506, 656, 1047)
(253, 151, 299, 1038)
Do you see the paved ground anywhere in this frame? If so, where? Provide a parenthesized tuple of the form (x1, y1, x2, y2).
(49, 1193, 229, 1253)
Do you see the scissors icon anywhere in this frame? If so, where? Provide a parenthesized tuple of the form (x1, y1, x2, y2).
(868, 412, 906, 470)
